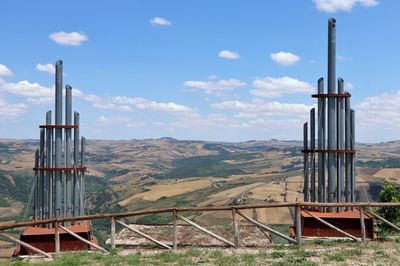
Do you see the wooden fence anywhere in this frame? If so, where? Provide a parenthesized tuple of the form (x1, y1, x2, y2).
(1, 202, 400, 258)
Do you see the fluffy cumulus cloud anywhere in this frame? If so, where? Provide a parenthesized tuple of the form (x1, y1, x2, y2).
(251, 76, 313, 98)
(356, 90, 400, 127)
(49, 31, 88, 46)
(0, 80, 83, 104)
(270, 52, 300, 66)
(150, 17, 171, 26)
(36, 63, 55, 74)
(113, 96, 193, 113)
(0, 64, 14, 77)
(184, 78, 246, 94)
(218, 50, 240, 60)
(0, 97, 27, 119)
(211, 100, 312, 116)
(313, 0, 379, 13)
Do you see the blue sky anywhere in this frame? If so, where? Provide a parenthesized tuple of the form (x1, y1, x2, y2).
(0, 0, 398, 142)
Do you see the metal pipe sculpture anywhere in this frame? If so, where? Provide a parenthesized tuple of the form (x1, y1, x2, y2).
(32, 60, 87, 224)
(327, 18, 337, 211)
(302, 18, 356, 212)
(317, 78, 325, 203)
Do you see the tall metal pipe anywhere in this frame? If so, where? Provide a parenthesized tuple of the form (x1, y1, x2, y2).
(39, 128, 45, 221)
(34, 149, 39, 220)
(350, 109, 355, 202)
(337, 79, 345, 204)
(80, 137, 86, 215)
(327, 18, 337, 210)
(317, 78, 326, 203)
(345, 92, 351, 208)
(45, 111, 52, 222)
(73, 112, 80, 217)
(310, 108, 316, 202)
(65, 85, 72, 218)
(55, 60, 63, 218)
(303, 122, 309, 202)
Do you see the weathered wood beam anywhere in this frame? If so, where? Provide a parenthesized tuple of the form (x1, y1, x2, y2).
(231, 209, 240, 247)
(367, 210, 400, 232)
(59, 225, 108, 253)
(359, 207, 366, 241)
(1, 202, 400, 231)
(111, 217, 116, 250)
(172, 210, 177, 250)
(0, 232, 52, 258)
(176, 214, 235, 247)
(116, 220, 171, 250)
(236, 210, 297, 244)
(295, 205, 302, 245)
(303, 210, 361, 242)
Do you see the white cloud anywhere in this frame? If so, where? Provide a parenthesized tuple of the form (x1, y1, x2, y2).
(0, 80, 84, 104)
(211, 100, 312, 116)
(270, 51, 300, 66)
(0, 64, 14, 77)
(345, 82, 354, 90)
(251, 76, 313, 98)
(337, 55, 352, 61)
(0, 97, 27, 119)
(150, 17, 171, 26)
(49, 31, 88, 46)
(36, 63, 55, 74)
(218, 50, 240, 60)
(184, 79, 246, 94)
(113, 96, 194, 113)
(1, 80, 53, 98)
(313, 0, 378, 13)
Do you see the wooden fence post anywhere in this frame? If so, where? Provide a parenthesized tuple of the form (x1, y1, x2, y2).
(111, 217, 116, 250)
(173, 210, 177, 250)
(359, 207, 366, 242)
(54, 221, 60, 256)
(232, 208, 239, 248)
(295, 205, 302, 246)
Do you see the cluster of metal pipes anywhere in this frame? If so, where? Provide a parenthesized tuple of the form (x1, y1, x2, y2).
(303, 18, 356, 212)
(33, 60, 87, 222)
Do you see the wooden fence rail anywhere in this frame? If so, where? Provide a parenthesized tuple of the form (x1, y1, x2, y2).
(1, 201, 399, 257)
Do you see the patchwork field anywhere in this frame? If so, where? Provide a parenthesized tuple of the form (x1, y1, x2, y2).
(1, 138, 400, 244)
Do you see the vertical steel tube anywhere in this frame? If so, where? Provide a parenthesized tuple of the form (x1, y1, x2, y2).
(317, 78, 326, 203)
(345, 93, 351, 204)
(337, 79, 345, 205)
(310, 108, 316, 202)
(80, 137, 86, 216)
(55, 60, 63, 218)
(45, 111, 52, 222)
(39, 128, 45, 221)
(327, 18, 337, 210)
(303, 122, 309, 202)
(351, 109, 356, 202)
(65, 85, 72, 218)
(73, 112, 80, 217)
(34, 149, 39, 220)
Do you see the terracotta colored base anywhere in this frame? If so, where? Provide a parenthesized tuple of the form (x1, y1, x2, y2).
(290, 210, 376, 239)
(13, 221, 97, 256)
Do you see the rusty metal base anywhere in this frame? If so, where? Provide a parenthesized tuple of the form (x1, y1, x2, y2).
(13, 221, 97, 256)
(291, 210, 376, 239)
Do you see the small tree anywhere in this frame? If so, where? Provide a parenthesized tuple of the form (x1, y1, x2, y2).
(377, 182, 400, 228)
